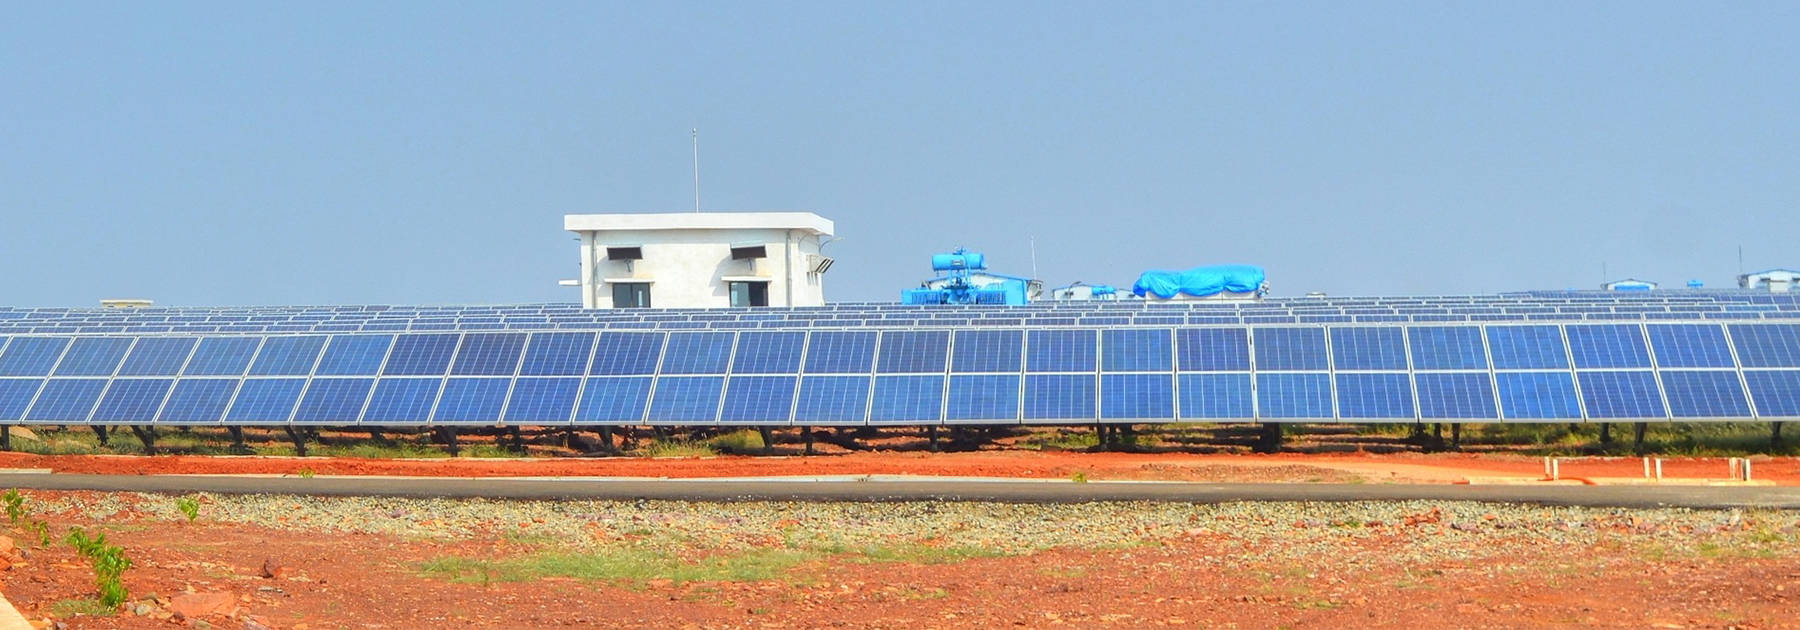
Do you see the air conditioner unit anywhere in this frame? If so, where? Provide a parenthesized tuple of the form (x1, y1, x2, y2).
(808, 255, 835, 274)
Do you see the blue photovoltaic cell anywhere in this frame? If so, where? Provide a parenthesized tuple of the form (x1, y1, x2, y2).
(183, 337, 263, 376)
(25, 379, 107, 421)
(1646, 325, 1735, 368)
(1485, 326, 1569, 370)
(1660, 370, 1751, 418)
(647, 376, 724, 422)
(518, 332, 594, 376)
(730, 332, 805, 375)
(363, 378, 444, 423)
(1176, 328, 1251, 372)
(1023, 374, 1094, 420)
(1252, 328, 1328, 371)
(0, 379, 44, 421)
(1407, 326, 1487, 370)
(224, 379, 305, 422)
(794, 376, 870, 423)
(946, 374, 1020, 421)
(314, 336, 393, 376)
(1026, 330, 1096, 373)
(157, 380, 238, 423)
(381, 334, 459, 376)
(573, 378, 652, 422)
(659, 333, 734, 375)
(90, 379, 173, 422)
(1178, 373, 1253, 419)
(1334, 373, 1415, 419)
(1566, 325, 1652, 369)
(503, 377, 580, 422)
(432, 378, 511, 422)
(951, 330, 1023, 373)
(589, 333, 665, 376)
(52, 337, 132, 376)
(1744, 371, 1800, 417)
(869, 375, 943, 422)
(1255, 373, 1333, 418)
(1414, 373, 1498, 419)
(1728, 324, 1800, 368)
(1578, 371, 1666, 419)
(450, 333, 527, 376)
(720, 376, 798, 422)
(120, 337, 198, 376)
(293, 378, 375, 423)
(0, 337, 71, 376)
(1496, 372, 1582, 419)
(803, 332, 877, 374)
(1101, 373, 1174, 419)
(876, 331, 950, 374)
(1329, 328, 1408, 370)
(248, 336, 327, 376)
(1102, 329, 1172, 372)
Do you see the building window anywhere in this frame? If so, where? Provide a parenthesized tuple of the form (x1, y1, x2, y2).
(729, 282, 769, 307)
(612, 283, 652, 308)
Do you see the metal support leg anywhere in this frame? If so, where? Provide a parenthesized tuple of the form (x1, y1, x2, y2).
(93, 425, 109, 447)
(927, 426, 939, 452)
(1450, 423, 1462, 449)
(563, 427, 577, 449)
(283, 426, 307, 457)
(758, 427, 775, 455)
(1774, 422, 1785, 447)
(1633, 422, 1647, 456)
(1, 426, 10, 452)
(438, 427, 461, 457)
(130, 425, 157, 455)
(599, 426, 615, 453)
(1257, 422, 1283, 453)
(802, 426, 815, 455)
(508, 426, 526, 453)
(1598, 423, 1612, 445)
(227, 426, 250, 453)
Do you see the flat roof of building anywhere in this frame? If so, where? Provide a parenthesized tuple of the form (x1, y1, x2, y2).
(564, 212, 833, 235)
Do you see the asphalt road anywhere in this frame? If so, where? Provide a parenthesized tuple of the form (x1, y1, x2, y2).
(0, 473, 1795, 509)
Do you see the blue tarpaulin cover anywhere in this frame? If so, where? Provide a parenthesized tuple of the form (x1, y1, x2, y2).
(1132, 265, 1266, 298)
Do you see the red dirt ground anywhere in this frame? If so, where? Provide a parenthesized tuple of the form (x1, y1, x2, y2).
(0, 450, 1794, 485)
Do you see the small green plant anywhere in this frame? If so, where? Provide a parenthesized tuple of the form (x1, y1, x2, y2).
(175, 497, 200, 522)
(65, 527, 131, 607)
(28, 520, 51, 547)
(296, 468, 316, 479)
(48, 599, 115, 618)
(1070, 471, 1089, 483)
(2, 488, 26, 523)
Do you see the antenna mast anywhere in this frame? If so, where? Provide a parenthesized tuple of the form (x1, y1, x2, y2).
(692, 127, 701, 213)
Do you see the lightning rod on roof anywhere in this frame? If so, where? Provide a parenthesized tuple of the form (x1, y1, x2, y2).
(692, 127, 701, 213)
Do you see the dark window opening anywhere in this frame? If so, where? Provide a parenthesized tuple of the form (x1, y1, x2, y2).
(730, 245, 768, 260)
(606, 246, 644, 261)
(612, 283, 652, 308)
(729, 282, 769, 307)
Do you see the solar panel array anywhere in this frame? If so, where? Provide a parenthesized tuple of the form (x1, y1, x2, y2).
(1, 291, 1798, 335)
(0, 318, 1796, 426)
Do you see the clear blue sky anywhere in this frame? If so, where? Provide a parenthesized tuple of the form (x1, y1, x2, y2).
(3, 2, 1796, 306)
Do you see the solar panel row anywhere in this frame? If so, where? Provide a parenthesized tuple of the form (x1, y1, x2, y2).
(0, 322, 1795, 426)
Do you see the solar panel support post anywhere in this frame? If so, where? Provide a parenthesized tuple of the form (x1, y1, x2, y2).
(802, 426, 815, 455)
(227, 426, 250, 454)
(757, 427, 775, 455)
(598, 426, 616, 453)
(1632, 423, 1647, 456)
(92, 426, 109, 447)
(130, 425, 157, 455)
(1774, 422, 1784, 447)
(1256, 422, 1283, 453)
(1450, 423, 1461, 449)
(505, 427, 525, 454)
(437, 427, 460, 457)
(1598, 423, 1612, 446)
(0, 426, 9, 452)
(927, 425, 939, 452)
(283, 426, 307, 458)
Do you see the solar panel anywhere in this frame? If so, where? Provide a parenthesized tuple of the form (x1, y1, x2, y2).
(1659, 370, 1751, 418)
(1577, 371, 1666, 419)
(1256, 373, 1333, 418)
(876, 331, 950, 374)
(1330, 328, 1408, 370)
(26, 379, 106, 422)
(803, 331, 878, 374)
(1646, 324, 1736, 368)
(315, 335, 393, 376)
(1495, 372, 1582, 419)
(951, 330, 1023, 373)
(1728, 324, 1800, 368)
(1022, 373, 1095, 421)
(589, 332, 665, 376)
(1744, 370, 1800, 417)
(249, 336, 327, 376)
(1102, 329, 1171, 372)
(1408, 326, 1487, 370)
(869, 374, 943, 422)
(1178, 373, 1253, 419)
(91, 379, 173, 422)
(646, 376, 724, 422)
(1566, 325, 1653, 369)
(658, 332, 733, 375)
(52, 337, 132, 376)
(1175, 328, 1250, 371)
(946, 374, 1019, 421)
(719, 375, 797, 423)
(450, 333, 527, 376)
(0, 337, 70, 376)
(363, 378, 442, 422)
(1026, 330, 1096, 373)
(730, 332, 805, 375)
(184, 337, 263, 376)
(382, 334, 459, 376)
(1414, 372, 1498, 419)
(795, 376, 870, 423)
(432, 378, 511, 423)
(1100, 373, 1174, 419)
(1334, 373, 1415, 419)
(0, 379, 44, 421)
(518, 332, 595, 376)
(574, 377, 651, 422)
(294, 378, 374, 423)
(1253, 328, 1328, 371)
(158, 379, 238, 423)
(1485, 326, 1569, 369)
(502, 377, 580, 423)
(225, 379, 305, 422)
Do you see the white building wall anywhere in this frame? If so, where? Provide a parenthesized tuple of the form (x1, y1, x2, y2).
(566, 213, 833, 309)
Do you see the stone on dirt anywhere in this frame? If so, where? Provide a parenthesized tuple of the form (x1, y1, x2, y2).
(169, 592, 236, 619)
(260, 558, 287, 579)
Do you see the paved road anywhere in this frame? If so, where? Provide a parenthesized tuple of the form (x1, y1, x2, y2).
(0, 473, 1795, 508)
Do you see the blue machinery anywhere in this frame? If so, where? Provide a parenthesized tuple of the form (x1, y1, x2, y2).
(901, 248, 1032, 305)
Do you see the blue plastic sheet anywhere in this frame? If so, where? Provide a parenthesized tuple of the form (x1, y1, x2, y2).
(1132, 265, 1265, 299)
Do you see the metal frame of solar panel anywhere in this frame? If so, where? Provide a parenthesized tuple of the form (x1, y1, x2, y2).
(0, 318, 1796, 428)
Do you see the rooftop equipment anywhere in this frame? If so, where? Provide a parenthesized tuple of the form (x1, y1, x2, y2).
(901, 247, 1035, 305)
(1132, 264, 1267, 301)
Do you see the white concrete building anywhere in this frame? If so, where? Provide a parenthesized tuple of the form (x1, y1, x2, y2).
(565, 212, 835, 309)
(1740, 269, 1800, 292)
(1602, 278, 1657, 291)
